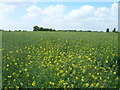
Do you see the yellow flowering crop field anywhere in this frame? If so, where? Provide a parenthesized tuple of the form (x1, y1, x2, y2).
(2, 31, 119, 88)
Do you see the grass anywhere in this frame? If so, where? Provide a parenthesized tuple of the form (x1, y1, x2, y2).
(2, 31, 119, 88)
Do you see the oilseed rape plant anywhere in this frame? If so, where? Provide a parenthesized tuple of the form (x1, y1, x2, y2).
(2, 31, 119, 88)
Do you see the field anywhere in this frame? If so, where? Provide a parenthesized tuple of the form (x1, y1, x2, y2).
(2, 31, 119, 88)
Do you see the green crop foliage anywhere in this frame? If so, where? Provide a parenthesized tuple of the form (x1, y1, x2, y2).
(2, 31, 119, 88)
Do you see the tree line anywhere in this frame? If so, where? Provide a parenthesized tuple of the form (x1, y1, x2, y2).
(33, 26, 118, 33)
(33, 26, 56, 31)
(0, 27, 118, 32)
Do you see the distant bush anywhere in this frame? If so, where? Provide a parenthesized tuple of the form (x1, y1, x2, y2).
(23, 30, 27, 32)
(112, 28, 116, 32)
(86, 30, 91, 32)
(106, 28, 109, 32)
(0, 29, 4, 31)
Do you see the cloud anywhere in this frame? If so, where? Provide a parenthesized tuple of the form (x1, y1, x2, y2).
(0, 3, 16, 21)
(70, 5, 95, 18)
(94, 7, 111, 22)
(22, 4, 65, 20)
(43, 5, 65, 16)
(111, 2, 118, 19)
(64, 5, 95, 23)
(21, 5, 43, 19)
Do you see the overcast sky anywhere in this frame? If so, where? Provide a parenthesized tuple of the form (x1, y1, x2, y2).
(0, 1, 118, 31)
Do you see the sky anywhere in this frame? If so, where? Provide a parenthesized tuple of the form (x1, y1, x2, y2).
(0, 1, 119, 31)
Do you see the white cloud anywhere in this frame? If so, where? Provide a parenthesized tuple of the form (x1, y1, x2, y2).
(21, 5, 43, 19)
(95, 7, 111, 17)
(70, 5, 95, 18)
(43, 5, 65, 16)
(64, 5, 95, 23)
(0, 3, 16, 21)
(22, 4, 65, 20)
(94, 7, 111, 22)
(111, 2, 118, 19)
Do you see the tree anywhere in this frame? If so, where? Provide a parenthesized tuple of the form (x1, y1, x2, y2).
(33, 26, 39, 31)
(106, 28, 109, 32)
(33, 26, 56, 31)
(112, 28, 116, 32)
(39, 27, 44, 31)
(0, 29, 4, 31)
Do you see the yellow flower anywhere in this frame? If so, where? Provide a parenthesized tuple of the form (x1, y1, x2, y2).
(95, 83, 99, 87)
(63, 82, 68, 86)
(49, 81, 55, 85)
(15, 86, 19, 88)
(83, 69, 86, 73)
(107, 77, 109, 79)
(59, 79, 64, 84)
(81, 78, 84, 81)
(112, 54, 115, 56)
(91, 75, 95, 78)
(6, 64, 9, 67)
(115, 77, 119, 80)
(69, 67, 72, 70)
(99, 77, 102, 80)
(103, 80, 106, 82)
(72, 70, 76, 75)
(24, 69, 27, 71)
(20, 83, 23, 86)
(32, 76, 35, 79)
(94, 77, 97, 79)
(94, 60, 96, 62)
(97, 73, 99, 75)
(15, 63, 17, 65)
(90, 83, 94, 87)
(71, 84, 74, 87)
(61, 73, 65, 77)
(7, 75, 12, 78)
(100, 86, 104, 88)
(78, 56, 81, 58)
(88, 58, 91, 60)
(16, 50, 19, 53)
(94, 67, 97, 69)
(66, 71, 68, 73)
(12, 72, 15, 75)
(60, 70, 64, 73)
(20, 65, 22, 67)
(26, 74, 30, 77)
(75, 77, 79, 80)
(113, 72, 116, 74)
(106, 60, 108, 63)
(32, 81, 36, 86)
(85, 83, 89, 87)
(9, 51, 13, 53)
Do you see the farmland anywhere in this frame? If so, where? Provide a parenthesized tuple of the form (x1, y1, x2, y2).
(2, 31, 119, 88)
